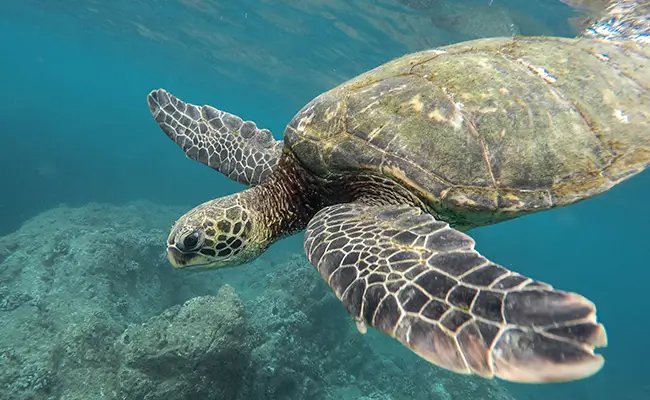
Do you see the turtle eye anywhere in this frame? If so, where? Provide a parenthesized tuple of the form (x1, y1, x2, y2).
(181, 231, 201, 250)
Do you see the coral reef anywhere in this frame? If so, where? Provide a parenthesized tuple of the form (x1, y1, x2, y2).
(0, 202, 224, 399)
(0, 201, 516, 399)
(116, 288, 249, 400)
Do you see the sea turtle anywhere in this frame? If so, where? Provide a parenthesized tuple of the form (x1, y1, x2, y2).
(146, 0, 649, 384)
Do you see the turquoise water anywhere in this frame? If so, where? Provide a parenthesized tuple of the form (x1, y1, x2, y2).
(1, 1, 649, 399)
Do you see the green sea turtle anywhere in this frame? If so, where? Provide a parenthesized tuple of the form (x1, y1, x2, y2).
(146, 0, 649, 384)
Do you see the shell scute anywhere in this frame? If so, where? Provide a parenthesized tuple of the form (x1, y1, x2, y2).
(285, 37, 650, 227)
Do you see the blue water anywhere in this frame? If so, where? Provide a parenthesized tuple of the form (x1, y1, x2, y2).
(1, 0, 649, 399)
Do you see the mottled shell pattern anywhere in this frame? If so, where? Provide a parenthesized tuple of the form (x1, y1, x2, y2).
(284, 36, 650, 228)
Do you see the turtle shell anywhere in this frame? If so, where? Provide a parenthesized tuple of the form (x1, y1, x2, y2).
(284, 36, 650, 228)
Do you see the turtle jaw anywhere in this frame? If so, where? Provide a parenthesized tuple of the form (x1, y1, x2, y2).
(166, 245, 223, 270)
(166, 244, 250, 271)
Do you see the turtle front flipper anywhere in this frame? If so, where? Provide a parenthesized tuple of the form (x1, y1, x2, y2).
(147, 89, 283, 186)
(304, 203, 607, 383)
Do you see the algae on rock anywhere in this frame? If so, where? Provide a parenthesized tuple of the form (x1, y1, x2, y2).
(0, 201, 517, 400)
(116, 287, 249, 400)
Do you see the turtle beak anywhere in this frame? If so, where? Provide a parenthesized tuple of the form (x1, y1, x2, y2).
(166, 246, 187, 268)
(166, 245, 218, 270)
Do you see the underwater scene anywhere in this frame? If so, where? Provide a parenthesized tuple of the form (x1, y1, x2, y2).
(1, 0, 649, 399)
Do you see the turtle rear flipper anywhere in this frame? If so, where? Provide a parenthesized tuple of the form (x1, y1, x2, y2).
(148, 89, 283, 186)
(304, 203, 607, 383)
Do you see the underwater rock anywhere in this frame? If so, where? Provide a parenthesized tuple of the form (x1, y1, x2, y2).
(0, 201, 224, 400)
(116, 286, 249, 400)
(0, 201, 517, 400)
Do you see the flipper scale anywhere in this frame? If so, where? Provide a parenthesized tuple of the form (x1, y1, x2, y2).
(304, 203, 607, 383)
(147, 89, 283, 186)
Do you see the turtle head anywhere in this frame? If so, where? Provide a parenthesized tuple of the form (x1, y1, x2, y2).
(165, 193, 267, 270)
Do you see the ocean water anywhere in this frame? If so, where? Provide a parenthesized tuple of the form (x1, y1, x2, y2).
(1, 0, 649, 399)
